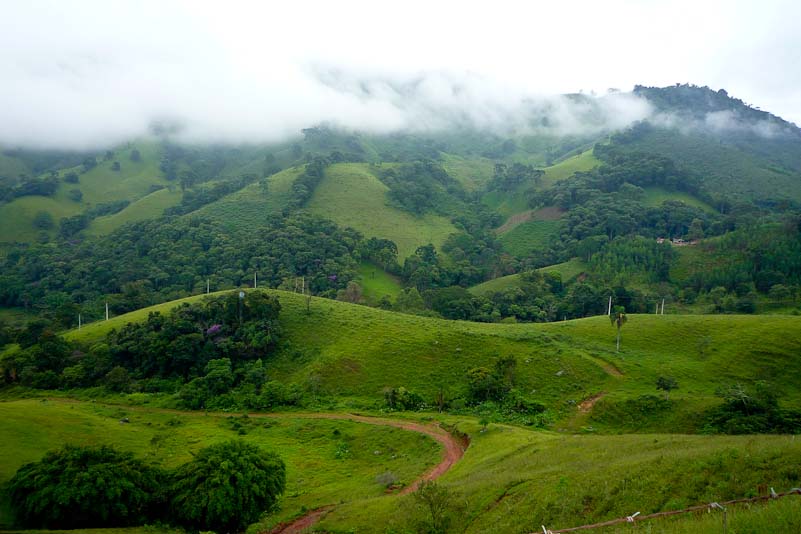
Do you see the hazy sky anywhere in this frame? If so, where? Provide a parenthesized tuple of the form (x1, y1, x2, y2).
(1, 0, 799, 148)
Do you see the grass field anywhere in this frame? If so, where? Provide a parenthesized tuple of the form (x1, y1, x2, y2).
(643, 186, 716, 213)
(86, 187, 182, 235)
(483, 150, 598, 220)
(499, 219, 562, 257)
(541, 149, 600, 186)
(306, 163, 457, 260)
(317, 418, 801, 533)
(439, 153, 495, 191)
(9, 288, 801, 533)
(0, 399, 441, 530)
(64, 289, 801, 432)
(469, 258, 588, 296)
(4, 401, 799, 534)
(356, 261, 402, 304)
(0, 195, 81, 243)
(0, 141, 166, 243)
(192, 166, 301, 229)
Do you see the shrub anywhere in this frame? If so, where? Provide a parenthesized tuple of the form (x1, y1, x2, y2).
(169, 440, 286, 533)
(8, 445, 164, 529)
(384, 386, 424, 410)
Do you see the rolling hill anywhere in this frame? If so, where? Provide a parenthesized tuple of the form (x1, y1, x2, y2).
(306, 163, 458, 260)
(65, 289, 801, 430)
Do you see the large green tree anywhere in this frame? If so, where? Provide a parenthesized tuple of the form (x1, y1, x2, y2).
(8, 445, 164, 529)
(169, 440, 286, 533)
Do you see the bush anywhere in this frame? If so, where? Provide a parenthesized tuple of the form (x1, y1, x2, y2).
(384, 386, 424, 410)
(8, 445, 164, 529)
(32, 211, 54, 230)
(169, 440, 286, 533)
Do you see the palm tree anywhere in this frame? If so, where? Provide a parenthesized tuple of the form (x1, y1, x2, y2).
(610, 311, 627, 352)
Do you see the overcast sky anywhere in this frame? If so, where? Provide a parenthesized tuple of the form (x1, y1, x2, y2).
(1, 0, 799, 149)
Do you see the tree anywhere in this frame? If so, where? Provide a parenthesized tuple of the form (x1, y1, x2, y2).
(68, 188, 83, 202)
(130, 149, 142, 162)
(32, 211, 53, 230)
(610, 311, 627, 352)
(111, 161, 121, 172)
(656, 376, 678, 400)
(412, 481, 459, 534)
(169, 440, 286, 533)
(63, 171, 79, 183)
(104, 366, 131, 392)
(8, 445, 163, 529)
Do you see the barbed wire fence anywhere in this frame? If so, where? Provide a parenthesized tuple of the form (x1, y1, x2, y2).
(537, 487, 801, 534)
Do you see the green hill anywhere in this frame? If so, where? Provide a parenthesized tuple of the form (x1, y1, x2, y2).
(190, 166, 302, 229)
(469, 258, 588, 296)
(306, 163, 457, 260)
(66, 289, 801, 429)
(86, 187, 182, 235)
(482, 149, 598, 218)
(643, 186, 716, 213)
(0, 141, 167, 243)
(0, 399, 440, 530)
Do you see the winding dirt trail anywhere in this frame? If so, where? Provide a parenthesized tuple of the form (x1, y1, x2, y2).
(264, 413, 468, 534)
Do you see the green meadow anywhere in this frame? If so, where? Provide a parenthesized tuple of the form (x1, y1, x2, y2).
(643, 186, 716, 213)
(306, 163, 457, 259)
(322, 419, 801, 533)
(498, 219, 562, 257)
(86, 188, 182, 235)
(191, 166, 302, 229)
(357, 261, 403, 303)
(65, 289, 801, 429)
(469, 258, 588, 296)
(0, 141, 167, 243)
(0, 399, 441, 531)
(541, 149, 599, 186)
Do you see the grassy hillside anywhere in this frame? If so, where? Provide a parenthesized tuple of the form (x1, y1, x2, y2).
(356, 261, 402, 303)
(643, 186, 716, 213)
(323, 419, 801, 533)
(498, 219, 561, 257)
(0, 195, 81, 243)
(4, 400, 799, 534)
(469, 258, 588, 296)
(541, 148, 600, 186)
(483, 149, 598, 219)
(65, 289, 801, 430)
(191, 166, 301, 229)
(0, 141, 166, 243)
(306, 163, 457, 260)
(61, 142, 165, 205)
(0, 400, 440, 530)
(439, 153, 495, 191)
(86, 187, 182, 235)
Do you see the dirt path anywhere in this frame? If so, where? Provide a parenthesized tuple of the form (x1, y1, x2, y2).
(265, 413, 468, 533)
(578, 392, 606, 413)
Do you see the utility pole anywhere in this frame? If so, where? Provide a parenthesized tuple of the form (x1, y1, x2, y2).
(206, 279, 210, 294)
(655, 302, 659, 314)
(607, 295, 612, 316)
(78, 313, 82, 330)
(661, 298, 665, 315)
(254, 271, 257, 289)
(301, 276, 305, 296)
(105, 302, 109, 321)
